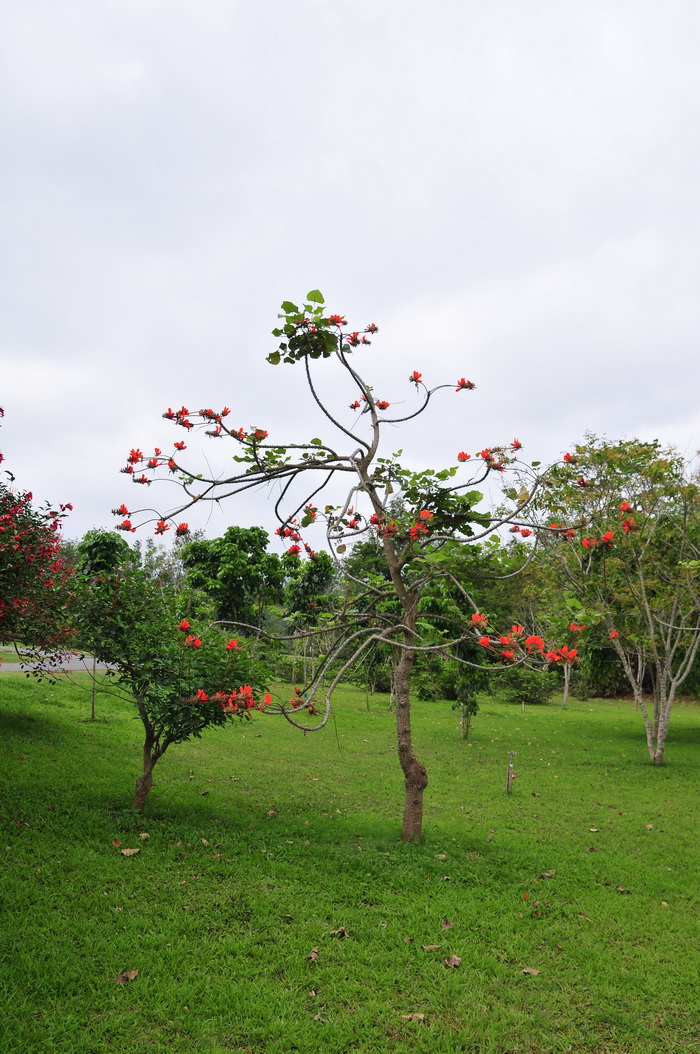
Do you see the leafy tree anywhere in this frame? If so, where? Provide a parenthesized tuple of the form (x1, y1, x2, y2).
(74, 532, 271, 809)
(181, 525, 284, 625)
(534, 436, 700, 763)
(115, 292, 553, 839)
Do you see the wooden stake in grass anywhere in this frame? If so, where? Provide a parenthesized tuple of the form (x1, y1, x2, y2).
(506, 751, 516, 793)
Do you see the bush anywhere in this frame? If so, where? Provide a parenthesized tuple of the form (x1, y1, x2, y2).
(497, 666, 557, 705)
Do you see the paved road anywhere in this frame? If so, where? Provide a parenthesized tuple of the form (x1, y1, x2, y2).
(0, 655, 113, 673)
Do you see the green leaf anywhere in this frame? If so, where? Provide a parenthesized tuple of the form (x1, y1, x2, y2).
(306, 289, 324, 304)
(267, 351, 281, 365)
(310, 438, 323, 446)
(280, 301, 299, 314)
(335, 544, 346, 554)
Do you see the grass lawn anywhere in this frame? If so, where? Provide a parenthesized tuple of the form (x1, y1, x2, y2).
(1, 674, 698, 1053)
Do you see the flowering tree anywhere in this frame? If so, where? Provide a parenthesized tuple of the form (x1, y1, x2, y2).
(0, 409, 73, 665)
(533, 436, 700, 763)
(74, 532, 272, 809)
(116, 292, 553, 839)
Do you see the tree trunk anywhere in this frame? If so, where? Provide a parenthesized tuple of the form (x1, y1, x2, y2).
(460, 705, 472, 740)
(562, 663, 571, 708)
(133, 734, 161, 811)
(394, 615, 427, 841)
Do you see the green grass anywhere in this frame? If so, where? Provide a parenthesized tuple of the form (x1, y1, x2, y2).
(1, 675, 698, 1053)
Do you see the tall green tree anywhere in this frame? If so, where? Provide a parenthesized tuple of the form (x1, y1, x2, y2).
(181, 525, 284, 626)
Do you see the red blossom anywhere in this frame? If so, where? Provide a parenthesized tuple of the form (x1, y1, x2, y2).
(478, 636, 491, 647)
(349, 400, 361, 410)
(154, 520, 170, 535)
(619, 500, 630, 512)
(327, 314, 346, 326)
(569, 623, 586, 632)
(178, 620, 190, 631)
(225, 639, 238, 650)
(184, 635, 202, 649)
(196, 689, 209, 702)
(510, 438, 522, 451)
(252, 429, 268, 442)
(457, 452, 471, 462)
(471, 612, 488, 625)
(456, 378, 475, 391)
(409, 370, 422, 383)
(127, 449, 143, 464)
(563, 452, 577, 464)
(511, 624, 524, 635)
(600, 531, 615, 546)
(174, 441, 187, 451)
(375, 400, 390, 411)
(609, 629, 619, 639)
(117, 519, 135, 533)
(622, 518, 636, 532)
(288, 544, 301, 555)
(519, 528, 532, 538)
(364, 323, 378, 333)
(502, 650, 515, 661)
(525, 635, 545, 652)
(418, 510, 434, 520)
(346, 331, 361, 346)
(112, 504, 130, 517)
(175, 523, 189, 537)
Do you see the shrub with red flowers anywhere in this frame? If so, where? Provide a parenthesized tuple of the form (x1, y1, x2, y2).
(0, 412, 73, 665)
(113, 291, 557, 839)
(73, 531, 271, 809)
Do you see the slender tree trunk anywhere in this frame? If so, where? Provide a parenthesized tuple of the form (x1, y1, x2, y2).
(460, 705, 471, 740)
(562, 663, 571, 708)
(394, 612, 427, 841)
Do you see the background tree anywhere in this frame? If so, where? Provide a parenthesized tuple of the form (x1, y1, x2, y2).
(74, 531, 272, 809)
(181, 525, 284, 626)
(534, 435, 700, 763)
(117, 292, 551, 839)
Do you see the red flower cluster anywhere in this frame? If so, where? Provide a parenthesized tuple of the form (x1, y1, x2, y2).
(457, 452, 470, 462)
(409, 371, 422, 383)
(456, 378, 476, 391)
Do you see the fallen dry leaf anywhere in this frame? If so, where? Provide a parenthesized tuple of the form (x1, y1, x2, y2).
(330, 927, 348, 938)
(306, 776, 319, 781)
(540, 870, 556, 879)
(616, 886, 631, 895)
(307, 947, 319, 962)
(589, 828, 599, 832)
(120, 848, 140, 857)
(441, 919, 454, 930)
(421, 944, 442, 952)
(441, 875, 453, 882)
(312, 1013, 325, 1021)
(646, 824, 654, 830)
(403, 936, 414, 944)
(661, 901, 669, 907)
(139, 832, 149, 840)
(436, 853, 448, 860)
(111, 839, 121, 848)
(522, 967, 540, 976)
(444, 955, 462, 969)
(265, 810, 277, 818)
(113, 967, 138, 985)
(402, 1013, 425, 1021)
(200, 837, 209, 845)
(486, 829, 495, 842)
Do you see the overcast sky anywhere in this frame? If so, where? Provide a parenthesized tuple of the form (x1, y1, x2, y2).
(2, 0, 699, 547)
